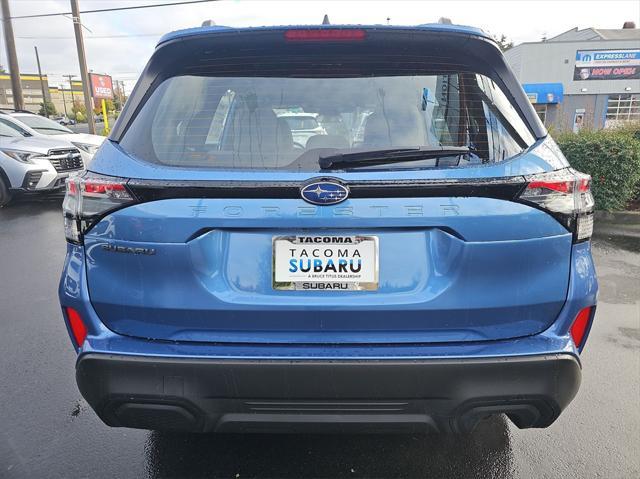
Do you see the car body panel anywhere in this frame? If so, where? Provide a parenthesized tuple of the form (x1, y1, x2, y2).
(84, 209, 572, 344)
(62, 240, 595, 358)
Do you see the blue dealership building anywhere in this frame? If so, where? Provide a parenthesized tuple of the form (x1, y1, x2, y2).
(505, 24, 640, 131)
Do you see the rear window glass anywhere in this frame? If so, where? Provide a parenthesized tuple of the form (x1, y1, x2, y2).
(120, 72, 536, 171)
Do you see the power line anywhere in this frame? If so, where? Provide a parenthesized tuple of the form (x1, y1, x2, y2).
(16, 33, 164, 39)
(9, 0, 218, 20)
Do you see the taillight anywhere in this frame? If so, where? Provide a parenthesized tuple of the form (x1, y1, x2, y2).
(63, 173, 135, 244)
(284, 29, 366, 41)
(519, 168, 595, 242)
(570, 306, 595, 350)
(65, 306, 88, 348)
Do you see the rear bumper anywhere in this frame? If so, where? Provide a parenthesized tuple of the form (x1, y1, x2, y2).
(76, 352, 581, 434)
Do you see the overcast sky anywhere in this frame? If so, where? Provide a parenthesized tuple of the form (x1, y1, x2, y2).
(1, 0, 639, 92)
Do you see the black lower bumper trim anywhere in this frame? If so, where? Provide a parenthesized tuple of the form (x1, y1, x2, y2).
(76, 353, 581, 434)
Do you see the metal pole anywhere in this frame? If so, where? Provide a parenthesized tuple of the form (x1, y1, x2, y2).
(34, 46, 48, 117)
(1, 0, 24, 110)
(69, 0, 96, 134)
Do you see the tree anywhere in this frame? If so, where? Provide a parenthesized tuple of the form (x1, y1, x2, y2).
(493, 34, 514, 52)
(38, 100, 57, 117)
(72, 100, 86, 116)
(72, 100, 87, 122)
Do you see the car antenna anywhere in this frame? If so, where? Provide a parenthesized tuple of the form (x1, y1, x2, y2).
(322, 14, 330, 25)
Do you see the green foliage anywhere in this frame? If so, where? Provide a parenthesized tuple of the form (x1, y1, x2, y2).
(72, 100, 87, 123)
(71, 100, 86, 117)
(556, 126, 640, 211)
(38, 100, 57, 116)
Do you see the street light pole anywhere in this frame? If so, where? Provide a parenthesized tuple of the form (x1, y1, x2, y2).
(70, 0, 96, 134)
(1, 0, 24, 110)
(34, 46, 48, 117)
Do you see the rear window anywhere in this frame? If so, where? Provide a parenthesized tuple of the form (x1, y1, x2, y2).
(120, 69, 536, 171)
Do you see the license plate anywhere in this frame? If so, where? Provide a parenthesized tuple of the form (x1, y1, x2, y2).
(273, 235, 379, 291)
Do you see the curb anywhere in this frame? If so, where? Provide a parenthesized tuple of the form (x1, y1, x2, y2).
(594, 210, 640, 224)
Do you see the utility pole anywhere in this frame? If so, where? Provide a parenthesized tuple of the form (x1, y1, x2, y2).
(1, 0, 24, 110)
(61, 87, 69, 117)
(70, 0, 96, 134)
(34, 46, 48, 117)
(64, 74, 76, 105)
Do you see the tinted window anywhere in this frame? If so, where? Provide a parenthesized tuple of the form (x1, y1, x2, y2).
(121, 72, 535, 171)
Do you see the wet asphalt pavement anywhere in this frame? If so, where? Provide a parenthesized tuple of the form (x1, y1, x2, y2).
(1, 197, 638, 479)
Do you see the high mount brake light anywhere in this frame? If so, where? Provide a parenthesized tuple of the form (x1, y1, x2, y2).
(63, 174, 136, 244)
(284, 29, 366, 41)
(519, 168, 594, 243)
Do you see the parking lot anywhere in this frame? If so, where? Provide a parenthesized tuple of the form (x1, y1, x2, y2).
(0, 196, 638, 479)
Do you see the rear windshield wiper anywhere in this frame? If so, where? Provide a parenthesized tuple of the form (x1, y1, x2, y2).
(318, 146, 471, 169)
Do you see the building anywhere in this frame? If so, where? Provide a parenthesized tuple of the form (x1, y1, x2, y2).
(1, 71, 120, 117)
(0, 73, 51, 113)
(505, 25, 640, 131)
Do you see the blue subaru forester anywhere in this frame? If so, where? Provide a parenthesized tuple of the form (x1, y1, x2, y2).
(59, 24, 598, 434)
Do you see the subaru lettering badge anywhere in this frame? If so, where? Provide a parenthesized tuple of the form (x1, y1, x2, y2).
(300, 179, 349, 205)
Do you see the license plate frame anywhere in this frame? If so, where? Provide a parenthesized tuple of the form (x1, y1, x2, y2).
(272, 235, 379, 291)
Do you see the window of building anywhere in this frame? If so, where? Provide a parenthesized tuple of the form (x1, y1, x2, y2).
(533, 104, 547, 125)
(606, 94, 640, 123)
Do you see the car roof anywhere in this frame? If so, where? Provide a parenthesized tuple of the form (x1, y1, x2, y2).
(158, 23, 492, 47)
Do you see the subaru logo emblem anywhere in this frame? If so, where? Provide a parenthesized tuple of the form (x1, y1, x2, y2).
(300, 179, 349, 205)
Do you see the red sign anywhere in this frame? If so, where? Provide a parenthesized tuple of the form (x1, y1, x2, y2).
(89, 73, 113, 99)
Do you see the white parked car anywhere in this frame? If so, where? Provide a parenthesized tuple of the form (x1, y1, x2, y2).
(3, 111, 104, 164)
(0, 118, 83, 206)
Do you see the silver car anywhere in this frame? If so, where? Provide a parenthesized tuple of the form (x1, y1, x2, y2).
(4, 112, 104, 165)
(0, 118, 83, 206)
